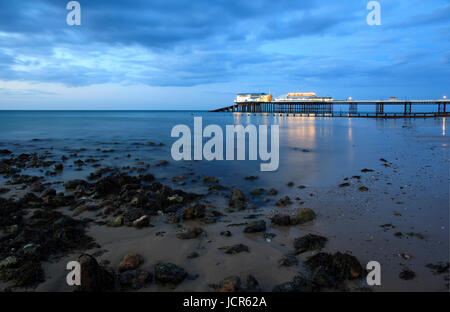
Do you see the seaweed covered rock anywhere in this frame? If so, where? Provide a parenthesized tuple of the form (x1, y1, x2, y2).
(293, 208, 316, 225)
(0, 201, 95, 288)
(119, 269, 153, 290)
(275, 196, 292, 206)
(176, 227, 204, 239)
(272, 274, 313, 292)
(118, 254, 144, 272)
(244, 220, 266, 233)
(229, 189, 247, 210)
(218, 244, 249, 255)
(154, 263, 187, 286)
(293, 234, 327, 254)
(218, 276, 241, 292)
(76, 254, 115, 292)
(132, 215, 150, 228)
(271, 214, 292, 226)
(305, 252, 364, 289)
(212, 275, 261, 292)
(182, 203, 206, 219)
(0, 260, 44, 287)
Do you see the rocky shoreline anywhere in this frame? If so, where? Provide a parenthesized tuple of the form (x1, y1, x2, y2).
(0, 144, 448, 292)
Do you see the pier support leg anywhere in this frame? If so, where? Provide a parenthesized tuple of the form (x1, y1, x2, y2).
(376, 103, 384, 115)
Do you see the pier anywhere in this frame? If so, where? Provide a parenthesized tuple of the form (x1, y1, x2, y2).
(211, 99, 450, 118)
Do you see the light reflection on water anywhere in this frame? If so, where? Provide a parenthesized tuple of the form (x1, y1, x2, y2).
(0, 111, 448, 190)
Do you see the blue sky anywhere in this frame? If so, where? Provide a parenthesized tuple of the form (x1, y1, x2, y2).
(0, 0, 449, 110)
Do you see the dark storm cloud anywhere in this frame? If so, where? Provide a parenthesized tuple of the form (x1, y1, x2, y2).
(0, 0, 336, 86)
(0, 0, 448, 92)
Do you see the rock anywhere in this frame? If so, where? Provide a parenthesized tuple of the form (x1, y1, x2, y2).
(74, 159, 85, 166)
(119, 269, 153, 290)
(358, 186, 369, 192)
(263, 233, 276, 240)
(208, 184, 227, 191)
(275, 196, 292, 206)
(203, 176, 219, 184)
(305, 252, 364, 289)
(41, 188, 56, 197)
(132, 215, 150, 228)
(399, 268, 416, 280)
(229, 188, 247, 210)
(219, 244, 249, 254)
(272, 274, 313, 292)
(109, 216, 123, 227)
(166, 215, 180, 224)
(187, 252, 200, 259)
(271, 214, 291, 226)
(339, 182, 350, 187)
(176, 227, 204, 239)
(267, 188, 278, 196)
(0, 256, 18, 269)
(287, 182, 294, 187)
(77, 254, 115, 291)
(426, 262, 449, 274)
(361, 168, 374, 173)
(11, 261, 45, 287)
(23, 243, 41, 257)
(53, 163, 64, 171)
(141, 173, 155, 182)
(245, 176, 258, 180)
(122, 207, 147, 223)
(172, 175, 187, 183)
(72, 203, 100, 217)
(293, 234, 327, 254)
(168, 194, 184, 203)
(231, 188, 246, 201)
(64, 179, 89, 190)
(182, 203, 206, 219)
(293, 208, 316, 225)
(218, 276, 241, 292)
(154, 263, 187, 286)
(249, 188, 265, 196)
(245, 275, 261, 291)
(244, 220, 266, 233)
(220, 231, 232, 237)
(118, 254, 144, 272)
(278, 254, 298, 267)
(29, 182, 44, 192)
(406, 232, 425, 240)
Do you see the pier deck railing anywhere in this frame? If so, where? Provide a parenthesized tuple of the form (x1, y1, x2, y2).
(211, 99, 449, 117)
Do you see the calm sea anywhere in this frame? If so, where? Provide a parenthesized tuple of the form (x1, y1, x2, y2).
(0, 110, 447, 189)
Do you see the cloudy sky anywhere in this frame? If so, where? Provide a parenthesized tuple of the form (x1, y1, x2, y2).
(0, 0, 449, 110)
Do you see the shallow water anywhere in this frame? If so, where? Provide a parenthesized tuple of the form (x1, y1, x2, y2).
(0, 111, 448, 291)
